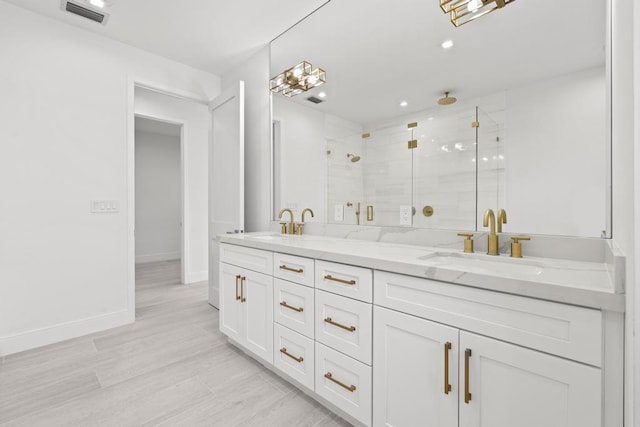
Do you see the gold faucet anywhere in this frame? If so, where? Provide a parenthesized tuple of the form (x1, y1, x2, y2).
(497, 209, 507, 233)
(483, 209, 499, 256)
(278, 208, 296, 235)
(297, 208, 315, 235)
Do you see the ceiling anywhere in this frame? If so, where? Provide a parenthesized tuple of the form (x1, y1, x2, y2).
(271, 0, 606, 125)
(135, 116, 181, 137)
(3, 0, 329, 75)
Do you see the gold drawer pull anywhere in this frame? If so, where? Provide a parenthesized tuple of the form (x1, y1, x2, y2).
(324, 372, 356, 392)
(280, 301, 304, 313)
(444, 342, 452, 395)
(324, 275, 356, 285)
(280, 265, 304, 273)
(324, 317, 356, 332)
(280, 347, 304, 363)
(235, 275, 241, 301)
(240, 276, 246, 303)
(464, 348, 472, 404)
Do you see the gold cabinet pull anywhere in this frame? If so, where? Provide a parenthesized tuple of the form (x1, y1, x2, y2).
(280, 301, 304, 313)
(464, 348, 472, 404)
(324, 275, 356, 285)
(444, 342, 452, 395)
(280, 265, 304, 273)
(240, 276, 246, 302)
(235, 275, 241, 301)
(324, 372, 356, 392)
(324, 317, 356, 332)
(280, 347, 304, 363)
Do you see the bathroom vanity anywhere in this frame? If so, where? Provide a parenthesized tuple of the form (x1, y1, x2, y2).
(217, 233, 624, 427)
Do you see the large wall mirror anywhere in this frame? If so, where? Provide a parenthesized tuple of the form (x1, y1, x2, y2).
(271, 0, 610, 238)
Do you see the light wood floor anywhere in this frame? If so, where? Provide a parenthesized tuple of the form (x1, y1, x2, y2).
(0, 260, 350, 426)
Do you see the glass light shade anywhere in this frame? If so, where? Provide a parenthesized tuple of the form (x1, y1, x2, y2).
(450, 0, 512, 27)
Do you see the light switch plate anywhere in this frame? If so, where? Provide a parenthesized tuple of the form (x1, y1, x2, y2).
(334, 204, 344, 222)
(399, 205, 412, 225)
(91, 200, 120, 213)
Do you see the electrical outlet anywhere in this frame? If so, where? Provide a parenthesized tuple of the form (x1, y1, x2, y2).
(399, 205, 412, 225)
(334, 204, 344, 222)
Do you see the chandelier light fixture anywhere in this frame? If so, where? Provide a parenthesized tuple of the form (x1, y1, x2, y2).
(439, 0, 515, 27)
(270, 61, 326, 97)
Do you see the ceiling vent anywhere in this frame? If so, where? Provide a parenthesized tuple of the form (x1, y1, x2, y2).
(306, 96, 324, 104)
(61, 0, 109, 25)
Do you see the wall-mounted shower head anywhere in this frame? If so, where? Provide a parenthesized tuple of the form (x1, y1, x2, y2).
(347, 153, 361, 163)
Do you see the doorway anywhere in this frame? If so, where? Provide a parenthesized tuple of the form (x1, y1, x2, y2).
(134, 116, 184, 283)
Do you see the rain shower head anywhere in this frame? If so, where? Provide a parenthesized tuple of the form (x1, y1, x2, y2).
(347, 153, 361, 163)
(438, 91, 457, 106)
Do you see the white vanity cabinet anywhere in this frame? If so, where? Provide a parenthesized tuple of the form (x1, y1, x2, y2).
(458, 332, 601, 427)
(373, 306, 459, 427)
(218, 239, 621, 427)
(373, 271, 604, 427)
(219, 245, 274, 364)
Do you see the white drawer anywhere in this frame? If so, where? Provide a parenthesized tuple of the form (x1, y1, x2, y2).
(219, 244, 273, 275)
(374, 270, 603, 367)
(274, 278, 315, 339)
(274, 323, 315, 392)
(315, 260, 372, 303)
(315, 342, 372, 426)
(274, 252, 315, 287)
(315, 290, 372, 365)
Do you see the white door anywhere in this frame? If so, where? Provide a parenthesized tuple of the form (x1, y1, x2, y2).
(373, 306, 459, 427)
(243, 270, 274, 364)
(459, 331, 602, 427)
(219, 263, 243, 343)
(208, 81, 245, 308)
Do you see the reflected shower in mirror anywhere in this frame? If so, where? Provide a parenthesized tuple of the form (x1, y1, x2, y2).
(271, 0, 609, 238)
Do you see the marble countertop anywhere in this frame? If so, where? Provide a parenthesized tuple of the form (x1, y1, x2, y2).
(218, 232, 625, 312)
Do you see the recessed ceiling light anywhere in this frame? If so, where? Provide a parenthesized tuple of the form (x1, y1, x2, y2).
(441, 40, 454, 49)
(318, 92, 326, 98)
(400, 101, 408, 107)
(90, 0, 105, 8)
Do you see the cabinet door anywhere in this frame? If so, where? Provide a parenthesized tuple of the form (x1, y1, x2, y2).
(219, 263, 243, 343)
(243, 270, 274, 364)
(373, 307, 458, 427)
(459, 332, 601, 427)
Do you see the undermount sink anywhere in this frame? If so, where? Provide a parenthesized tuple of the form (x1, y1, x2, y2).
(418, 251, 544, 276)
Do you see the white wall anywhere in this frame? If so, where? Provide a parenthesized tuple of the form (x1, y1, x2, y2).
(134, 89, 210, 284)
(611, 0, 636, 425)
(0, 2, 220, 356)
(135, 130, 181, 264)
(504, 67, 607, 237)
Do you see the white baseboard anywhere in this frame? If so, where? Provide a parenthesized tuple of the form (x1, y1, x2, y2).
(0, 309, 131, 357)
(185, 270, 207, 284)
(135, 251, 180, 264)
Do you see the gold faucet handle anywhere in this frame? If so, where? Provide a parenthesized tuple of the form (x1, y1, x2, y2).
(457, 233, 474, 253)
(295, 223, 304, 235)
(510, 235, 530, 258)
(279, 223, 288, 234)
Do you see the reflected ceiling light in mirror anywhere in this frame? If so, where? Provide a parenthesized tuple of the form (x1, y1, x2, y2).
(440, 0, 516, 27)
(270, 61, 326, 97)
(90, 0, 105, 8)
(441, 39, 454, 49)
(318, 92, 327, 98)
(400, 101, 408, 107)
